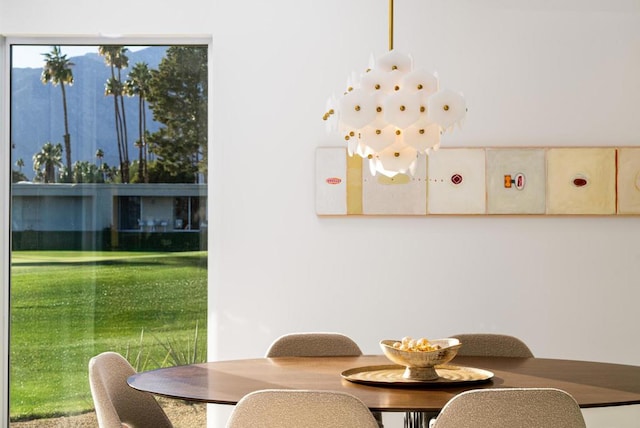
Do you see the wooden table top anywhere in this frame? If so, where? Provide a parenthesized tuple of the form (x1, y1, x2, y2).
(127, 355, 640, 412)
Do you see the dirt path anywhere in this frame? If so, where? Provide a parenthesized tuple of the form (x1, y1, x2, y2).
(10, 399, 206, 427)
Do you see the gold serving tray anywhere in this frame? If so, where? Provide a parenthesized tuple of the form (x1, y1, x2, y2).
(342, 364, 494, 387)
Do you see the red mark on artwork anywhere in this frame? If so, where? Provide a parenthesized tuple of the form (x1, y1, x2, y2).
(451, 174, 463, 185)
(573, 177, 588, 187)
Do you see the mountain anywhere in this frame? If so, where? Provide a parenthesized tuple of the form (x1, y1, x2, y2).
(11, 46, 168, 180)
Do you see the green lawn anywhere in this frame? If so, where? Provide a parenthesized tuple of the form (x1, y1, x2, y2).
(10, 251, 208, 421)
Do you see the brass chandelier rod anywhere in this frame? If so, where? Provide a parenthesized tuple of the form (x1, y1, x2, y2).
(388, 0, 394, 51)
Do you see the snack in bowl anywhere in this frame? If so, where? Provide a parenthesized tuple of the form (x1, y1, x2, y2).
(392, 336, 442, 352)
(380, 337, 461, 381)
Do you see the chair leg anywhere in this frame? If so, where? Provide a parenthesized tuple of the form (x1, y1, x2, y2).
(373, 410, 384, 428)
(404, 411, 438, 428)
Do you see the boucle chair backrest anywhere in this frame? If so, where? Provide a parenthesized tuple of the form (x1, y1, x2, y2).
(265, 332, 384, 427)
(430, 388, 586, 428)
(226, 389, 380, 428)
(451, 333, 534, 358)
(265, 332, 363, 357)
(89, 351, 173, 428)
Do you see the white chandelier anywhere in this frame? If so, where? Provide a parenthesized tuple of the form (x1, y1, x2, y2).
(323, 0, 467, 178)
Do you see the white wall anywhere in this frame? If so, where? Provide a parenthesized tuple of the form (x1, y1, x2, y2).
(204, 0, 640, 363)
(2, 0, 640, 426)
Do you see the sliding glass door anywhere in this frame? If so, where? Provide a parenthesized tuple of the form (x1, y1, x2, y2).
(7, 38, 209, 426)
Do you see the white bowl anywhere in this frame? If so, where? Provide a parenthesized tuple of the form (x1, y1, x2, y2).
(380, 338, 461, 380)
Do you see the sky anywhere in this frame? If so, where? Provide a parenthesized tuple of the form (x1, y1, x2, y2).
(11, 45, 145, 69)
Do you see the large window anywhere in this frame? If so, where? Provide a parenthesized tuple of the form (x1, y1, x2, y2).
(175, 196, 206, 230)
(118, 196, 142, 231)
(7, 39, 209, 426)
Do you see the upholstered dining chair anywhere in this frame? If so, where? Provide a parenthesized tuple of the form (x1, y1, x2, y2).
(226, 389, 381, 428)
(89, 351, 173, 428)
(265, 332, 383, 427)
(451, 333, 534, 357)
(265, 332, 363, 357)
(406, 333, 535, 427)
(429, 388, 586, 428)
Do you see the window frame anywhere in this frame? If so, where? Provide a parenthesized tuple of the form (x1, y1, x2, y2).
(1, 34, 9, 428)
(1, 35, 212, 425)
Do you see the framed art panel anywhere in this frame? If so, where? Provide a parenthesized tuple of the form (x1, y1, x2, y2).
(362, 158, 427, 215)
(427, 148, 486, 214)
(546, 148, 616, 215)
(486, 148, 546, 214)
(618, 148, 640, 214)
(315, 147, 347, 215)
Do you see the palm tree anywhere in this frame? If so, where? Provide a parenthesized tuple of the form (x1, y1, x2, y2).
(96, 148, 105, 182)
(13, 158, 27, 183)
(41, 46, 74, 179)
(72, 161, 102, 183)
(33, 142, 63, 183)
(125, 62, 152, 183)
(95, 149, 104, 167)
(99, 45, 130, 183)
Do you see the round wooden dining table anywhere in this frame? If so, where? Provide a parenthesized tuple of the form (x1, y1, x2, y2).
(127, 355, 640, 412)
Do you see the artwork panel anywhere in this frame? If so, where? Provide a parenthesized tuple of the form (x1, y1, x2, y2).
(546, 148, 616, 215)
(427, 148, 486, 214)
(315, 147, 347, 215)
(362, 157, 427, 215)
(486, 148, 546, 214)
(316, 146, 633, 217)
(618, 148, 640, 214)
(346, 154, 363, 215)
